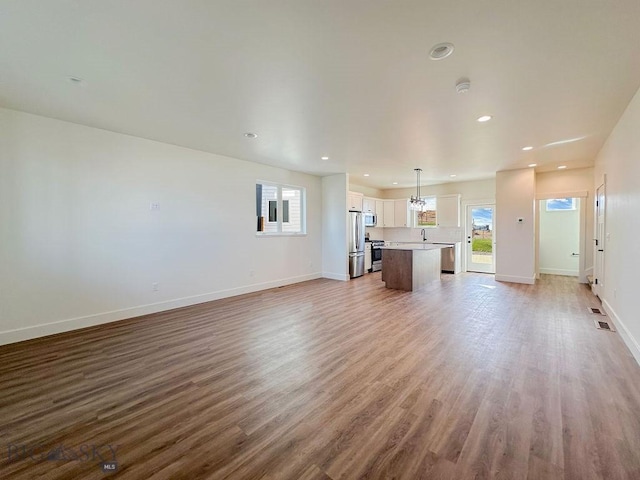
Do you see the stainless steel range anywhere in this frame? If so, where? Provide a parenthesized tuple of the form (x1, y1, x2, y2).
(370, 240, 385, 272)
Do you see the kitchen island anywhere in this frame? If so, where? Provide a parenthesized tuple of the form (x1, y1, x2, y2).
(381, 244, 452, 291)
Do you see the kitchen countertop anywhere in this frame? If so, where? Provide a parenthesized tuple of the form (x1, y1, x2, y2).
(380, 243, 452, 251)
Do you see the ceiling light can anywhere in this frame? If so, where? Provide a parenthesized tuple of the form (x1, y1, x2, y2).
(477, 115, 492, 122)
(429, 42, 455, 60)
(244, 132, 258, 139)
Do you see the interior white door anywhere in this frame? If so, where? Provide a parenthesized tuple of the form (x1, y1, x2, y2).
(594, 184, 605, 297)
(466, 204, 495, 273)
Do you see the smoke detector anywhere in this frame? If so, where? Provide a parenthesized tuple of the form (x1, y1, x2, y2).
(456, 78, 471, 94)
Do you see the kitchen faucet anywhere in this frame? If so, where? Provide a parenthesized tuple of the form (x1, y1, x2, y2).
(421, 228, 427, 242)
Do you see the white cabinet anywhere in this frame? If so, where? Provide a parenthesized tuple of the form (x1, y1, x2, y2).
(375, 200, 384, 216)
(362, 197, 376, 213)
(348, 191, 364, 212)
(379, 199, 410, 227)
(436, 194, 460, 227)
(382, 200, 395, 227)
(375, 200, 384, 226)
(394, 199, 411, 227)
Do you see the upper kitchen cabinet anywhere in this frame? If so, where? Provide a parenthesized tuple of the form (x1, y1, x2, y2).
(394, 199, 411, 227)
(362, 197, 376, 213)
(348, 191, 364, 212)
(375, 200, 384, 216)
(436, 194, 460, 227)
(382, 200, 395, 227)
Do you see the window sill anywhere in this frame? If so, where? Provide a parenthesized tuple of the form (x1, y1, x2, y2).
(256, 232, 308, 237)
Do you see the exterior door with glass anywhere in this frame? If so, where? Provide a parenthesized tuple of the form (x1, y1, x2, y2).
(466, 205, 495, 273)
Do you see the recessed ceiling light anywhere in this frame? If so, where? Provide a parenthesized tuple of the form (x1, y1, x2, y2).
(244, 132, 258, 139)
(528, 163, 537, 168)
(363, 173, 370, 177)
(558, 165, 567, 169)
(321, 156, 329, 160)
(450, 174, 457, 178)
(392, 182, 398, 185)
(429, 42, 455, 60)
(522, 146, 533, 151)
(477, 115, 493, 123)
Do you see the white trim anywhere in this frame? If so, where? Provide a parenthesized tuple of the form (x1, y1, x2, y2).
(539, 268, 578, 276)
(495, 274, 536, 284)
(535, 190, 589, 200)
(602, 300, 640, 366)
(322, 272, 350, 281)
(0, 273, 322, 346)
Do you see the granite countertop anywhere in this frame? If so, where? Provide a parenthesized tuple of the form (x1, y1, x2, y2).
(380, 243, 452, 251)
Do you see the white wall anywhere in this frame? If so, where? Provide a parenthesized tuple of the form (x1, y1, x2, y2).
(495, 169, 536, 284)
(594, 87, 640, 364)
(322, 174, 349, 280)
(348, 183, 384, 198)
(379, 178, 495, 201)
(0, 108, 323, 345)
(539, 199, 580, 276)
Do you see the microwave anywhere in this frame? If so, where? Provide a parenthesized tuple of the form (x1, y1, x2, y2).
(364, 212, 377, 227)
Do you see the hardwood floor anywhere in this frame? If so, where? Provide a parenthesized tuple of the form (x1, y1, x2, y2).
(1, 273, 640, 479)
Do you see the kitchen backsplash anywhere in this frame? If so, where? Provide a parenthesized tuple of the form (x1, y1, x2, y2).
(369, 226, 464, 243)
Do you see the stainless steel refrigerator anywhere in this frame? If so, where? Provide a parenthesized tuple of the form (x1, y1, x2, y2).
(348, 211, 365, 278)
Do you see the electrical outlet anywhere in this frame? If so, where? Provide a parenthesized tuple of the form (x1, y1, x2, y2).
(152, 282, 159, 291)
(150, 202, 160, 211)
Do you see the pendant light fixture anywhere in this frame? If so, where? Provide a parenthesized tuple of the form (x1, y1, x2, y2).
(409, 168, 426, 211)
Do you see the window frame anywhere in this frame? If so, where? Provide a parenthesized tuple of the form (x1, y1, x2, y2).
(256, 181, 307, 236)
(545, 197, 577, 212)
(414, 195, 437, 228)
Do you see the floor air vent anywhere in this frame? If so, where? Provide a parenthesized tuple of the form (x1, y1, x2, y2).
(593, 318, 615, 332)
(588, 307, 615, 331)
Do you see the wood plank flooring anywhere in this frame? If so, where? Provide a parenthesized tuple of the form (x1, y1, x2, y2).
(1, 273, 640, 479)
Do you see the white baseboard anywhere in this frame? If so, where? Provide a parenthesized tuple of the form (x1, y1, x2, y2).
(495, 274, 536, 285)
(602, 299, 640, 367)
(322, 272, 349, 281)
(539, 268, 579, 276)
(0, 273, 322, 346)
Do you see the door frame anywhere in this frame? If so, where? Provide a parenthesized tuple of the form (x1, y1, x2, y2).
(463, 200, 496, 273)
(594, 182, 606, 297)
(534, 190, 589, 283)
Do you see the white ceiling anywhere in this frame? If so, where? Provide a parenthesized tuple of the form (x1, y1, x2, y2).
(1, 0, 639, 189)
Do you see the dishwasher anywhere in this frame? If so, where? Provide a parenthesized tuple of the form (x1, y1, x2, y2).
(433, 243, 455, 273)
